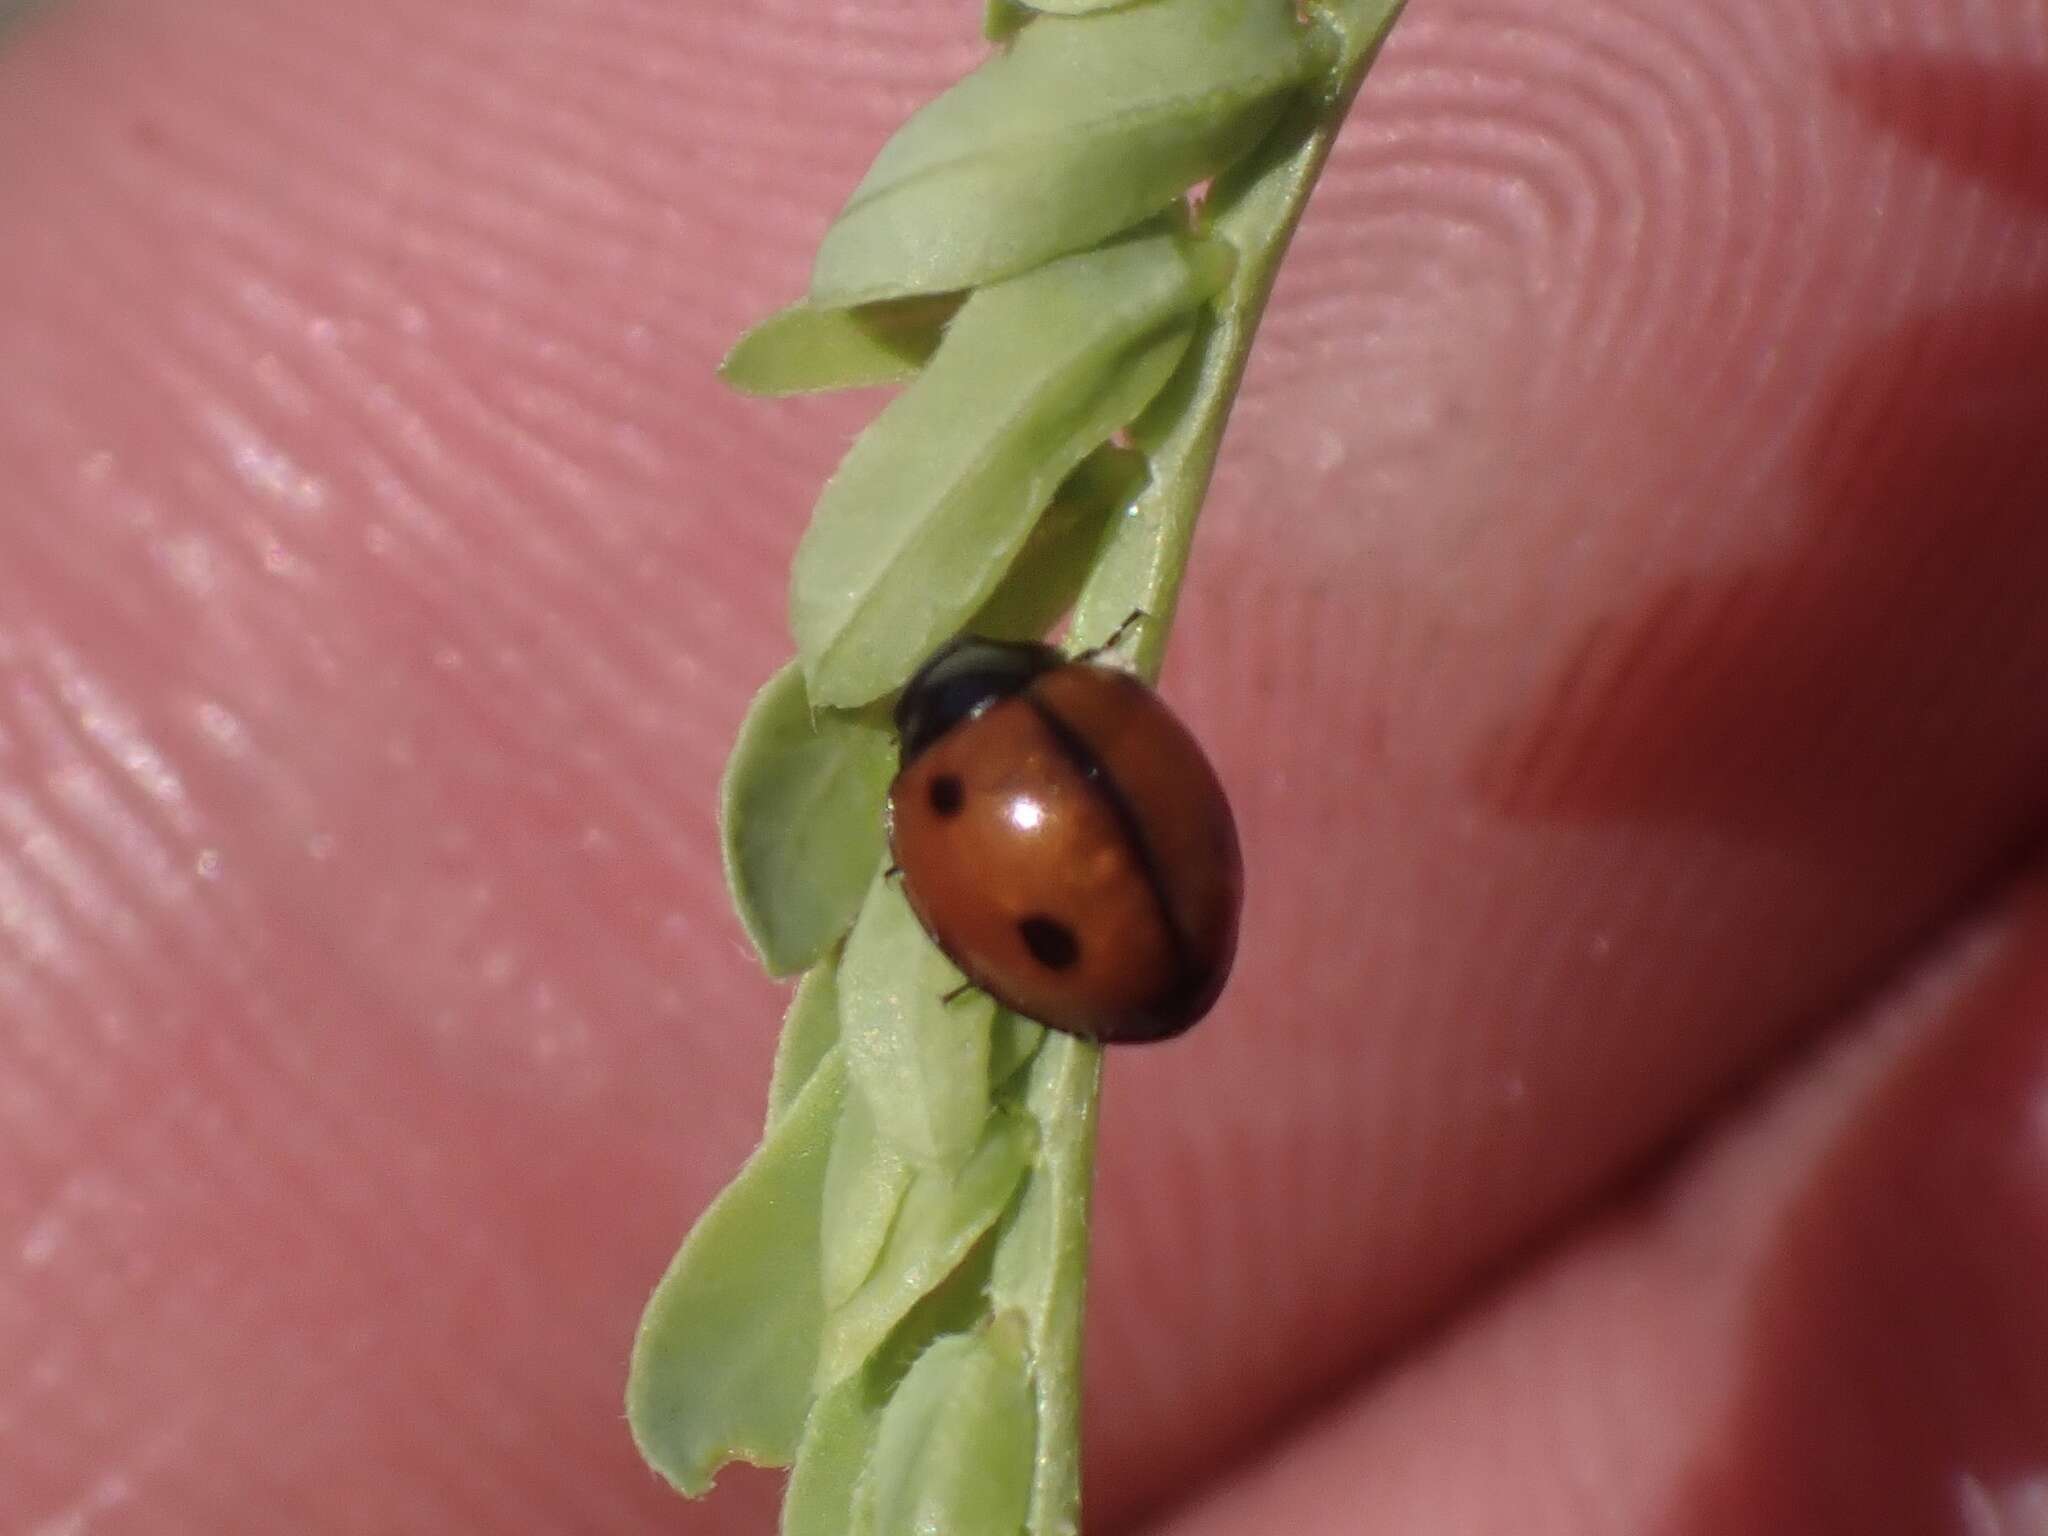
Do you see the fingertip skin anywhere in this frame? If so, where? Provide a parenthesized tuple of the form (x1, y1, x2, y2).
(3, 0, 2048, 1532)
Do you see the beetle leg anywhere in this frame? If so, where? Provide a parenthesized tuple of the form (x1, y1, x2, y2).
(1075, 607, 1149, 664)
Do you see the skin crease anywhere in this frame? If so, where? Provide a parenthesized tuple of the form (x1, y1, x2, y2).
(0, 1, 2045, 1533)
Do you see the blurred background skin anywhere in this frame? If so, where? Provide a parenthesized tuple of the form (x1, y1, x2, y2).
(3, 1, 2047, 1532)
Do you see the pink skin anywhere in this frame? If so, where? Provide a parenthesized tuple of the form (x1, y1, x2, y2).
(3, 1, 2046, 1531)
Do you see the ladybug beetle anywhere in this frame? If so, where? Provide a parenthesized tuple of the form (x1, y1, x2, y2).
(886, 626, 1242, 1044)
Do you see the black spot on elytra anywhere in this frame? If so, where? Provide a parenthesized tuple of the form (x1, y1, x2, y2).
(1018, 915, 1081, 971)
(928, 774, 965, 817)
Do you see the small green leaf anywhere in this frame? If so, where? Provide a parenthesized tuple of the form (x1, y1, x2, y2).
(838, 875, 995, 1165)
(987, 1011, 1048, 1091)
(783, 1373, 883, 1536)
(989, 1036, 1101, 1533)
(627, 1052, 846, 1496)
(793, 232, 1228, 707)
(811, 0, 1314, 305)
(821, 1086, 915, 1310)
(968, 445, 1147, 645)
(723, 296, 963, 397)
(722, 663, 896, 976)
(821, 1109, 1036, 1385)
(766, 958, 844, 1131)
(861, 1323, 1036, 1536)
(785, 1245, 1006, 1536)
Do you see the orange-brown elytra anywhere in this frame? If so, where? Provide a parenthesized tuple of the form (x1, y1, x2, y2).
(885, 633, 1242, 1043)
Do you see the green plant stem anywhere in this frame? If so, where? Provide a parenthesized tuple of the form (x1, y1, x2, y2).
(1071, 0, 1406, 669)
(1039, 8, 1404, 1532)
(994, 1035, 1102, 1536)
